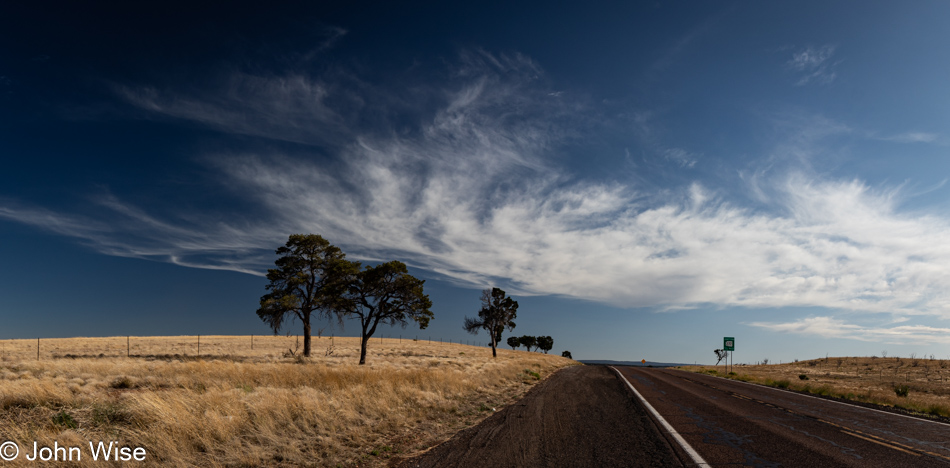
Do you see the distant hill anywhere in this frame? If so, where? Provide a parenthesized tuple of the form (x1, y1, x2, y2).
(579, 359, 695, 368)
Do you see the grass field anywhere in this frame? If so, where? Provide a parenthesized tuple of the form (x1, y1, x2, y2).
(682, 355, 950, 419)
(0, 335, 575, 467)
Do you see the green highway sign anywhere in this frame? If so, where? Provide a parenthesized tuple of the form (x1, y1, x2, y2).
(724, 337, 735, 351)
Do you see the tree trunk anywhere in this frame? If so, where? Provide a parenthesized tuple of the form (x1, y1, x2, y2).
(491, 334, 497, 358)
(359, 334, 369, 365)
(303, 318, 312, 357)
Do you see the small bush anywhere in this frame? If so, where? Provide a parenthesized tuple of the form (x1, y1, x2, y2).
(927, 403, 949, 417)
(92, 403, 129, 426)
(523, 369, 540, 380)
(895, 385, 910, 397)
(110, 376, 136, 389)
(52, 410, 78, 429)
(799, 374, 809, 380)
(775, 379, 791, 389)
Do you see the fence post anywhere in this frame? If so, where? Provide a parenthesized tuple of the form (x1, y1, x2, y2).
(251, 335, 254, 350)
(127, 336, 130, 358)
(37, 337, 40, 360)
(197, 335, 200, 356)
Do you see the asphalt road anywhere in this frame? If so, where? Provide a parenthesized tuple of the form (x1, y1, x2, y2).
(617, 366, 950, 467)
(401, 366, 950, 467)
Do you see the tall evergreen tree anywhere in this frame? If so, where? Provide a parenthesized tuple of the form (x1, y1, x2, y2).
(345, 261, 433, 365)
(257, 234, 349, 357)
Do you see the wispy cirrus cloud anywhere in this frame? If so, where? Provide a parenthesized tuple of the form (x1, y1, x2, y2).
(786, 44, 839, 86)
(0, 196, 274, 276)
(881, 131, 939, 144)
(5, 50, 950, 321)
(748, 316, 950, 345)
(663, 148, 700, 168)
(115, 73, 350, 147)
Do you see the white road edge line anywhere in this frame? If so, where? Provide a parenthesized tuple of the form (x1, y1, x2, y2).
(610, 366, 711, 467)
(683, 369, 950, 427)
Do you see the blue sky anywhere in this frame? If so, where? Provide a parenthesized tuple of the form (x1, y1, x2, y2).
(3, 2, 950, 363)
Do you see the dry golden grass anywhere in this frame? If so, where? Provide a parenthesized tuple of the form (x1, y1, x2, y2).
(681, 355, 950, 419)
(0, 335, 576, 467)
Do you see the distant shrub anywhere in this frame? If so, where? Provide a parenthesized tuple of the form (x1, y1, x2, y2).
(561, 350, 572, 359)
(895, 385, 910, 397)
(799, 374, 809, 380)
(92, 403, 129, 426)
(776, 380, 791, 389)
(523, 369, 540, 380)
(110, 376, 135, 389)
(52, 410, 78, 429)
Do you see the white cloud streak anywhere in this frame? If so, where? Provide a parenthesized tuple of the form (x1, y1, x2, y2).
(6, 51, 950, 320)
(786, 44, 838, 86)
(883, 131, 939, 144)
(748, 316, 950, 345)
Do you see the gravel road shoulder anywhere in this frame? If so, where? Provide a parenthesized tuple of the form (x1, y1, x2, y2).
(396, 365, 683, 467)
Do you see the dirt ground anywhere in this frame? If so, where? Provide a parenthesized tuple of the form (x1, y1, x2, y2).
(396, 365, 683, 468)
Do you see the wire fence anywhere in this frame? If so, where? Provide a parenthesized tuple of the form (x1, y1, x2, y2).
(0, 334, 499, 361)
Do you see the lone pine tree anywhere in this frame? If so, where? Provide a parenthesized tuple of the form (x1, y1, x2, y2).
(257, 234, 350, 357)
(463, 287, 519, 358)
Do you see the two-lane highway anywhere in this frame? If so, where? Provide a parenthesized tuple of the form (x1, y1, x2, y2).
(616, 366, 950, 467)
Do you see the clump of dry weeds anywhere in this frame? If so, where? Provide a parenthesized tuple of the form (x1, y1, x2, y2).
(0, 335, 575, 467)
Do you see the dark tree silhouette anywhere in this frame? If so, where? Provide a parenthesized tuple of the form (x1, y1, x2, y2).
(507, 336, 521, 350)
(257, 234, 350, 357)
(714, 349, 727, 365)
(561, 350, 573, 359)
(345, 261, 433, 365)
(519, 335, 538, 352)
(537, 336, 554, 354)
(463, 288, 519, 358)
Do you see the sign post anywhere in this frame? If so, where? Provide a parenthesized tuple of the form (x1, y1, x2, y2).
(723, 337, 735, 374)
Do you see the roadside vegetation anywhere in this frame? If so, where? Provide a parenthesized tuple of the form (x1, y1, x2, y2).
(682, 354, 950, 419)
(0, 335, 575, 467)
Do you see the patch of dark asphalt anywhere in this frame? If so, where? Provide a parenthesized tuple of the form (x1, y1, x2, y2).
(396, 365, 683, 468)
